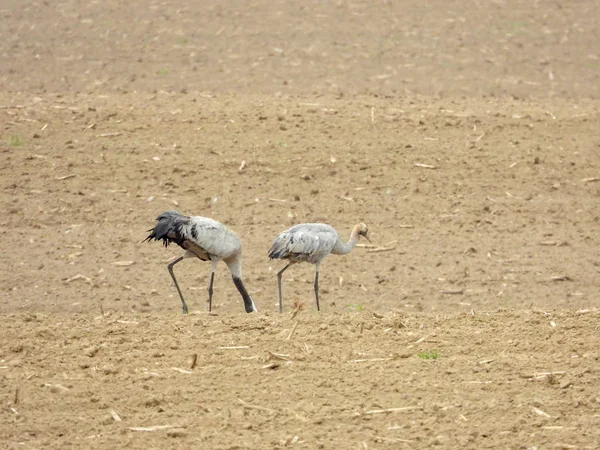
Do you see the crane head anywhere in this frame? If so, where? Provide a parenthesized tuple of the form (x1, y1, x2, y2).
(357, 222, 371, 243)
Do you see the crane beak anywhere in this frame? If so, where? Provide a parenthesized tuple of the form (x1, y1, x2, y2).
(363, 233, 372, 244)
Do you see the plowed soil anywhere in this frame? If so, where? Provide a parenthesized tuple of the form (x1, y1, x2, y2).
(1, 1, 599, 449)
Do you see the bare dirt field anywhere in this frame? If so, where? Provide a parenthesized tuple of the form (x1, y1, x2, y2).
(1, 1, 599, 449)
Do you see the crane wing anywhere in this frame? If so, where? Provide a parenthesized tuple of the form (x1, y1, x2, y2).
(183, 217, 241, 259)
(144, 212, 242, 260)
(268, 223, 338, 261)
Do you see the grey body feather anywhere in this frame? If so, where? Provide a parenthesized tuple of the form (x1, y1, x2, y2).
(268, 223, 346, 264)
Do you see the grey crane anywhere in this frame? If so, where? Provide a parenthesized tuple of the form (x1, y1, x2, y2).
(143, 211, 257, 314)
(268, 222, 370, 312)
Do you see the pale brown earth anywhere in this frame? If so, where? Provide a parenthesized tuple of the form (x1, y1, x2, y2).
(1, 1, 599, 449)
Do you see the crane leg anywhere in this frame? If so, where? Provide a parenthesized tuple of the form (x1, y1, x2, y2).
(207, 259, 218, 312)
(167, 256, 188, 314)
(277, 263, 291, 313)
(314, 270, 320, 311)
(207, 272, 215, 312)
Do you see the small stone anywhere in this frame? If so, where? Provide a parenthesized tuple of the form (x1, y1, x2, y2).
(49, 384, 70, 394)
(167, 428, 187, 438)
(102, 365, 119, 375)
(143, 397, 161, 407)
(84, 346, 100, 357)
(560, 380, 572, 389)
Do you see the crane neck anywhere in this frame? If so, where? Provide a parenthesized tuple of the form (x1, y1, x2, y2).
(232, 276, 258, 313)
(332, 227, 361, 255)
(226, 254, 257, 313)
(226, 256, 243, 279)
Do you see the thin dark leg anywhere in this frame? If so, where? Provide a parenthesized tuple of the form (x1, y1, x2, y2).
(277, 263, 291, 313)
(167, 256, 187, 314)
(314, 270, 320, 311)
(207, 272, 215, 312)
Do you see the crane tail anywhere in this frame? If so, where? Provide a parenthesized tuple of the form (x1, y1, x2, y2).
(144, 210, 188, 248)
(268, 238, 288, 260)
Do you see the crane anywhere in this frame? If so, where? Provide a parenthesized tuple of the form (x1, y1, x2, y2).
(143, 211, 257, 314)
(268, 222, 370, 312)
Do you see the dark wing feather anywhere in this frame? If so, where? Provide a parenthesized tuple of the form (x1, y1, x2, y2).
(143, 211, 189, 248)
